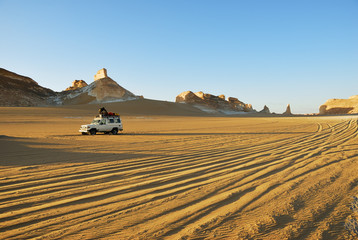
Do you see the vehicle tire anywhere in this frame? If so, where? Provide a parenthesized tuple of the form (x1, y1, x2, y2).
(81, 132, 87, 135)
(111, 128, 118, 135)
(89, 129, 96, 135)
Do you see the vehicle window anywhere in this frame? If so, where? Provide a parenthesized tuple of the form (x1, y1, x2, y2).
(116, 119, 121, 123)
(91, 120, 100, 124)
(100, 120, 106, 125)
(109, 119, 114, 123)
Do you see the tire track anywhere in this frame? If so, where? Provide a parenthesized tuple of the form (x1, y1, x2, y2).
(0, 118, 357, 240)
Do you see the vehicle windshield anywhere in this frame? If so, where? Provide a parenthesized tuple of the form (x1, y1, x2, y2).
(91, 119, 101, 125)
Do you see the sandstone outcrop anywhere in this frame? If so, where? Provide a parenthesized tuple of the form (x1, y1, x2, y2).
(65, 80, 88, 91)
(176, 91, 255, 114)
(319, 95, 358, 114)
(0, 68, 55, 106)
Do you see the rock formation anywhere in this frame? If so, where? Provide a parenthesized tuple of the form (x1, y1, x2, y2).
(228, 97, 245, 111)
(244, 104, 253, 112)
(260, 105, 270, 114)
(176, 91, 255, 114)
(176, 91, 204, 104)
(62, 69, 138, 104)
(319, 95, 358, 114)
(94, 68, 108, 81)
(283, 104, 292, 115)
(65, 80, 88, 91)
(0, 68, 139, 106)
(0, 68, 55, 106)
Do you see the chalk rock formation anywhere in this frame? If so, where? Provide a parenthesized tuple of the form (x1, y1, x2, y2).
(319, 95, 358, 114)
(65, 80, 88, 91)
(228, 97, 245, 111)
(283, 104, 292, 115)
(62, 69, 138, 104)
(94, 68, 108, 81)
(0, 68, 140, 106)
(244, 104, 253, 112)
(176, 91, 204, 104)
(176, 90, 255, 114)
(194, 91, 205, 99)
(0, 68, 55, 106)
(260, 105, 271, 114)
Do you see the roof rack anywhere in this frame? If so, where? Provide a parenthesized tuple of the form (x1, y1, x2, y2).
(96, 114, 120, 118)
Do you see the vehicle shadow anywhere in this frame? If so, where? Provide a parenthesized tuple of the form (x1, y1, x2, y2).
(0, 135, 154, 166)
(122, 131, 311, 136)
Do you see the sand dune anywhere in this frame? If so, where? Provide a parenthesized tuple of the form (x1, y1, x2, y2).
(0, 105, 357, 239)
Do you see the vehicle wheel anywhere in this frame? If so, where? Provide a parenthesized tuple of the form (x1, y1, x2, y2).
(81, 132, 87, 135)
(111, 128, 118, 135)
(89, 129, 96, 135)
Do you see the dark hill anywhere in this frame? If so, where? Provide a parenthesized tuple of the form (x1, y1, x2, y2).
(0, 68, 55, 106)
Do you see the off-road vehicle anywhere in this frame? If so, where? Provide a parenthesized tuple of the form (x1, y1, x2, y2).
(79, 115, 123, 135)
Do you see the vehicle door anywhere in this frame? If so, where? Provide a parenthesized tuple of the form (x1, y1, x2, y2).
(104, 119, 113, 131)
(108, 118, 116, 130)
(98, 119, 108, 131)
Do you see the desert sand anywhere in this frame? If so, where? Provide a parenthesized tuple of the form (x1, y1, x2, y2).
(0, 104, 357, 240)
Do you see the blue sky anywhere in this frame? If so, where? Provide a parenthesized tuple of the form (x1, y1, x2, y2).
(0, 0, 357, 113)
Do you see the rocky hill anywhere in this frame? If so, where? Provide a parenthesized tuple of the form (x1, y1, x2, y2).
(176, 91, 255, 114)
(319, 95, 358, 114)
(0, 68, 55, 106)
(60, 68, 138, 105)
(0, 68, 139, 106)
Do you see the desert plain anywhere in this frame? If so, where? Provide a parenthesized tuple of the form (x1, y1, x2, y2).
(0, 102, 358, 240)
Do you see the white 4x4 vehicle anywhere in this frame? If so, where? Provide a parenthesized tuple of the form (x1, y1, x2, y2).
(79, 115, 123, 135)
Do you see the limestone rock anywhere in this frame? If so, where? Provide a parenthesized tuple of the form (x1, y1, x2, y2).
(228, 97, 245, 111)
(65, 80, 88, 91)
(176, 91, 255, 114)
(283, 104, 292, 115)
(244, 104, 253, 112)
(260, 105, 271, 114)
(228, 97, 239, 103)
(62, 68, 138, 104)
(319, 96, 358, 114)
(94, 68, 108, 81)
(194, 91, 205, 99)
(228, 97, 244, 105)
(176, 91, 204, 104)
(90, 78, 131, 101)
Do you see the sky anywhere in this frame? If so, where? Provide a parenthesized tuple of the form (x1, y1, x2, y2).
(0, 0, 357, 114)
